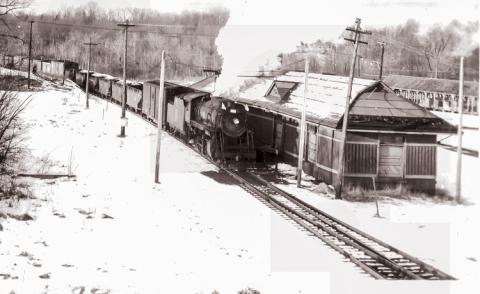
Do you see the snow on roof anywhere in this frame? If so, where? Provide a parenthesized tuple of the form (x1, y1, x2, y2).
(226, 71, 377, 127)
(383, 74, 478, 97)
(189, 75, 217, 93)
(92, 73, 107, 78)
(115, 79, 143, 86)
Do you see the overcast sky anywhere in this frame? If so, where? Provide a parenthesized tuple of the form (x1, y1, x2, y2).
(31, 0, 479, 27)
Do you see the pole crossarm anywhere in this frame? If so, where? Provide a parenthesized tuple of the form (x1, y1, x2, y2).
(83, 38, 99, 109)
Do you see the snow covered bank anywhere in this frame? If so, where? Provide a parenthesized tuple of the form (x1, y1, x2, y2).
(1, 83, 333, 293)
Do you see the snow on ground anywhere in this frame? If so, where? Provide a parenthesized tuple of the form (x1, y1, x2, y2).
(1, 80, 478, 294)
(0, 82, 336, 293)
(267, 155, 479, 293)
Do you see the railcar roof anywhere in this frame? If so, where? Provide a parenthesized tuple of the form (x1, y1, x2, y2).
(383, 74, 478, 97)
(189, 75, 217, 93)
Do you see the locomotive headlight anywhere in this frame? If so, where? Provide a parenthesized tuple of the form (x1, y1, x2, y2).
(233, 118, 240, 125)
(230, 109, 237, 114)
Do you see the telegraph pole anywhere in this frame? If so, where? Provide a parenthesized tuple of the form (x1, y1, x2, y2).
(456, 57, 464, 203)
(377, 42, 386, 80)
(83, 38, 98, 109)
(336, 18, 371, 199)
(117, 20, 136, 137)
(27, 20, 34, 89)
(356, 55, 362, 78)
(155, 50, 166, 184)
(297, 55, 309, 187)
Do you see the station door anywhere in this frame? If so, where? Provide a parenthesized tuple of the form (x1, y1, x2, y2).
(378, 145, 404, 178)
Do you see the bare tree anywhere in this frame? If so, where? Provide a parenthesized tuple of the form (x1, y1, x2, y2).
(0, 0, 30, 17)
(0, 89, 30, 172)
(0, 0, 31, 45)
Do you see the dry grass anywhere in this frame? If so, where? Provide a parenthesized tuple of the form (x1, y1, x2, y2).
(0, 175, 31, 202)
(0, 75, 42, 91)
(342, 184, 459, 204)
(237, 288, 261, 294)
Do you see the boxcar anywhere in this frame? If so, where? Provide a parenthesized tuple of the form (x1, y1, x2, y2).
(13, 56, 26, 70)
(49, 60, 79, 81)
(41, 61, 52, 76)
(142, 80, 198, 123)
(32, 59, 43, 74)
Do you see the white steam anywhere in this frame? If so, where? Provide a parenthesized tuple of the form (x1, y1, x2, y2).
(214, 24, 343, 96)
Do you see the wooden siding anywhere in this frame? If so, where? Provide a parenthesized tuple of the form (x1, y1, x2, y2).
(283, 123, 299, 156)
(406, 145, 436, 176)
(345, 142, 377, 174)
(307, 130, 317, 162)
(317, 134, 333, 169)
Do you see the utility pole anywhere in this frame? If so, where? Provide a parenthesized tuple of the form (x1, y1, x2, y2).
(356, 55, 362, 78)
(377, 42, 386, 80)
(336, 18, 371, 199)
(155, 50, 166, 184)
(456, 57, 464, 203)
(27, 20, 34, 89)
(297, 55, 309, 187)
(83, 38, 99, 109)
(434, 57, 439, 79)
(117, 20, 136, 137)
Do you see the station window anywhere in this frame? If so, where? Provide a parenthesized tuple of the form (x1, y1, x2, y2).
(307, 130, 317, 162)
(266, 81, 297, 101)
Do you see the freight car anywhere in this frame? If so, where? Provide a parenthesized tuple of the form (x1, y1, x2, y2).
(98, 76, 119, 98)
(74, 70, 94, 88)
(111, 80, 143, 112)
(88, 73, 103, 93)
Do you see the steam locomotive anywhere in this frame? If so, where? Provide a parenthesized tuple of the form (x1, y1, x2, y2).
(165, 91, 256, 163)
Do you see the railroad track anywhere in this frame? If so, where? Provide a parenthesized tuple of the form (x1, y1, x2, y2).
(224, 170, 455, 280)
(71, 80, 455, 280)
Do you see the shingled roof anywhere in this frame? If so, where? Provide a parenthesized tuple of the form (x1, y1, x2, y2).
(224, 71, 456, 133)
(383, 74, 478, 97)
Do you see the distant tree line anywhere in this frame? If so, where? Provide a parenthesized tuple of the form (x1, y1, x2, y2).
(0, 1, 229, 81)
(276, 19, 479, 81)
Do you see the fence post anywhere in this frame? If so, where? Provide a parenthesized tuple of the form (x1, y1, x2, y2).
(372, 176, 381, 218)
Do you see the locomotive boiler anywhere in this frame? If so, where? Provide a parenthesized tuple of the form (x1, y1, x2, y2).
(193, 97, 247, 138)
